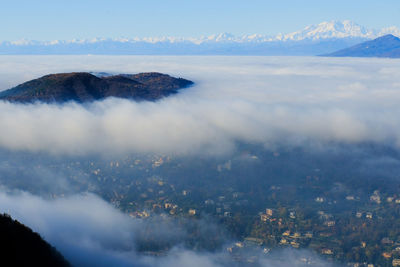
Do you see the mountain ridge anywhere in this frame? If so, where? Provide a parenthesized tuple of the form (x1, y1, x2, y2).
(3, 21, 399, 45)
(1, 21, 399, 55)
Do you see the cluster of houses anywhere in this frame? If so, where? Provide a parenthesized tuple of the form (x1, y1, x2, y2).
(355, 211, 373, 219)
(368, 190, 400, 205)
(278, 230, 305, 248)
(258, 208, 315, 249)
(346, 238, 400, 267)
(129, 210, 150, 218)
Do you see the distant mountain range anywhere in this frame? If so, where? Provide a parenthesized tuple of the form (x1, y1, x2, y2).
(322, 34, 400, 58)
(1, 21, 399, 55)
(0, 72, 193, 103)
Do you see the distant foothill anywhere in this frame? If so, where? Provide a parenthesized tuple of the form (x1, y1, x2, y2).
(322, 34, 400, 58)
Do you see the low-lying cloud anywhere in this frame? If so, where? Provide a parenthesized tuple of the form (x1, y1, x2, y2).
(0, 56, 399, 155)
(0, 190, 339, 267)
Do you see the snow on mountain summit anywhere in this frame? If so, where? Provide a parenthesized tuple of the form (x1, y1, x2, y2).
(280, 20, 376, 41)
(2, 21, 399, 47)
(126, 21, 400, 43)
(378, 26, 400, 37)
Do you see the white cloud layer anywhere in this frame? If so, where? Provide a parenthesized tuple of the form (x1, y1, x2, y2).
(0, 56, 399, 155)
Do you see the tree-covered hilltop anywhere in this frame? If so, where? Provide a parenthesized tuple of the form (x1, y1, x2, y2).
(0, 72, 193, 103)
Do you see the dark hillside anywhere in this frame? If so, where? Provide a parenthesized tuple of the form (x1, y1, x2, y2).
(0, 213, 70, 267)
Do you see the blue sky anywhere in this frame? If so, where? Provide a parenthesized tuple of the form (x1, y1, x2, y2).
(0, 0, 399, 41)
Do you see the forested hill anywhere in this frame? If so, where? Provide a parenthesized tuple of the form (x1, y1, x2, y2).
(0, 213, 70, 267)
(0, 72, 194, 103)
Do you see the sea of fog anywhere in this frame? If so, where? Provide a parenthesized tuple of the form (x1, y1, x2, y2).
(0, 56, 400, 155)
(0, 56, 399, 266)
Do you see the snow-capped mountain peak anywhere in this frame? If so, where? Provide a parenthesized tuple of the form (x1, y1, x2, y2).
(280, 20, 376, 41)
